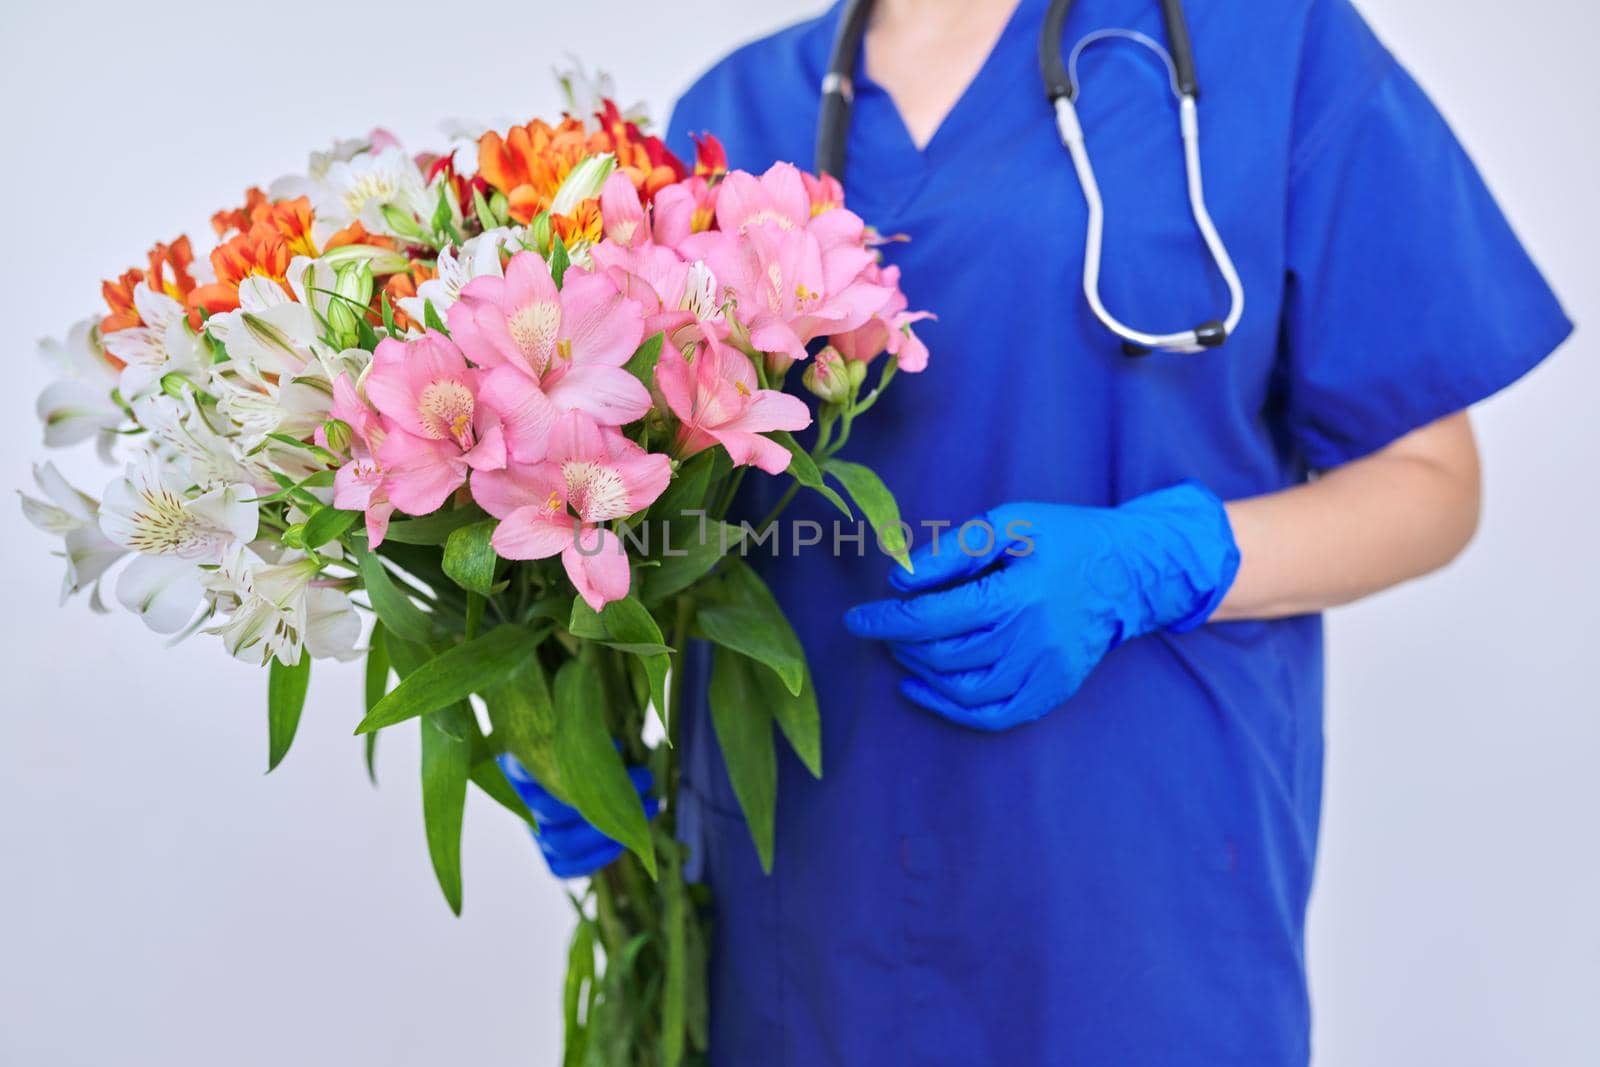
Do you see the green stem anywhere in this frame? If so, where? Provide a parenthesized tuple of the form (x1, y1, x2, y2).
(711, 466, 747, 520)
(755, 482, 801, 533)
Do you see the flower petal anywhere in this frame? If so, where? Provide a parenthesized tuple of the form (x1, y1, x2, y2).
(545, 364, 653, 426)
(562, 526, 631, 611)
(491, 503, 576, 561)
(116, 554, 203, 634)
(558, 272, 645, 368)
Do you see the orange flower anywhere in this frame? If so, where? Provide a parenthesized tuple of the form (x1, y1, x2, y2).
(551, 199, 603, 247)
(146, 236, 198, 301)
(189, 193, 391, 315)
(592, 99, 686, 201)
(477, 100, 690, 230)
(382, 261, 436, 332)
(100, 269, 144, 335)
(99, 235, 200, 334)
(188, 230, 294, 316)
(692, 132, 728, 179)
(478, 116, 592, 224)
(211, 187, 271, 238)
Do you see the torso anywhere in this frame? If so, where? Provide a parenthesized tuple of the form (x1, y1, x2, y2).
(669, 3, 1332, 1063)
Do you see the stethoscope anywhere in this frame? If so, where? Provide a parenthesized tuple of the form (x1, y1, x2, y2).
(817, 0, 1245, 355)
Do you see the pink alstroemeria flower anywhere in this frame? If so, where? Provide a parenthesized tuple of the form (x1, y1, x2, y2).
(448, 251, 652, 428)
(364, 331, 507, 517)
(471, 411, 671, 611)
(599, 171, 647, 247)
(700, 221, 892, 365)
(656, 334, 812, 475)
(829, 262, 934, 373)
(650, 176, 719, 250)
(589, 241, 723, 347)
(713, 162, 812, 233)
(802, 171, 844, 216)
(321, 373, 395, 545)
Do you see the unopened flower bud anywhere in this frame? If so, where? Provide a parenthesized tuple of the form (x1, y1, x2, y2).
(845, 357, 869, 388)
(322, 418, 353, 454)
(802, 346, 851, 404)
(528, 212, 553, 254)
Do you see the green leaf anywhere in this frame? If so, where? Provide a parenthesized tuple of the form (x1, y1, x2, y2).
(708, 648, 777, 872)
(550, 234, 571, 288)
(301, 506, 359, 549)
(641, 519, 747, 605)
(381, 203, 426, 240)
(757, 659, 822, 779)
(824, 458, 912, 571)
(769, 430, 851, 518)
(430, 180, 457, 240)
(352, 543, 433, 646)
(423, 299, 448, 335)
(362, 625, 391, 784)
(382, 506, 488, 545)
(380, 291, 397, 335)
(266, 655, 311, 773)
(442, 519, 499, 596)
(472, 185, 500, 232)
(265, 432, 341, 465)
(568, 596, 672, 729)
(484, 654, 563, 794)
(567, 596, 673, 657)
(623, 331, 664, 387)
(563, 918, 596, 1067)
(355, 625, 532, 734)
(421, 702, 471, 914)
(550, 652, 656, 877)
(694, 561, 806, 696)
(254, 468, 334, 505)
(469, 755, 538, 830)
(649, 448, 722, 524)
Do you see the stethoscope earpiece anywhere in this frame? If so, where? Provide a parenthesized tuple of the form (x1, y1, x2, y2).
(816, 0, 1246, 357)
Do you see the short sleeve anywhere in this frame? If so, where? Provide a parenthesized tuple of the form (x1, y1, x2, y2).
(1280, 0, 1572, 469)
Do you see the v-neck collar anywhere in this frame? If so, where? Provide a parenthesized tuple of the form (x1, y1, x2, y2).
(837, 0, 1047, 215)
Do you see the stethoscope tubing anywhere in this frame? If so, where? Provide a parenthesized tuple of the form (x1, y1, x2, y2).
(817, 0, 1245, 355)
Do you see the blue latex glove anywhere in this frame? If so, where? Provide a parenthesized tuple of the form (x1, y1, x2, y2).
(843, 482, 1240, 731)
(498, 754, 659, 879)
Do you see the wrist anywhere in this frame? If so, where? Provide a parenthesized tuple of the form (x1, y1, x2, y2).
(1116, 481, 1240, 633)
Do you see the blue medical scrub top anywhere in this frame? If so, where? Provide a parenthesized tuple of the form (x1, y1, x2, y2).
(665, 1, 1571, 1063)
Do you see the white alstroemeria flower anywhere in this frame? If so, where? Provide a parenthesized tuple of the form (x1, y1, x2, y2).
(202, 264, 344, 451)
(681, 260, 723, 323)
(19, 462, 127, 608)
(212, 373, 332, 454)
(440, 126, 482, 180)
(310, 147, 433, 246)
(555, 57, 649, 129)
(396, 229, 513, 325)
(206, 548, 360, 666)
(268, 132, 383, 204)
(130, 391, 267, 491)
(100, 283, 208, 399)
(99, 453, 259, 634)
(206, 274, 322, 389)
(36, 319, 124, 457)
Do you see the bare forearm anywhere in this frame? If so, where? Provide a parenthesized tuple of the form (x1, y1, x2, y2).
(1214, 412, 1483, 620)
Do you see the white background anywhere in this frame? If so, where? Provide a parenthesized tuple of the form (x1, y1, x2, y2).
(1, 1, 1594, 1064)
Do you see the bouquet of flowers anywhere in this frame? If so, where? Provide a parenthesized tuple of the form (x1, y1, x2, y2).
(22, 71, 928, 1065)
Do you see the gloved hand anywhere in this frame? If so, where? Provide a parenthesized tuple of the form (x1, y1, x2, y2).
(498, 754, 660, 879)
(843, 482, 1240, 731)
